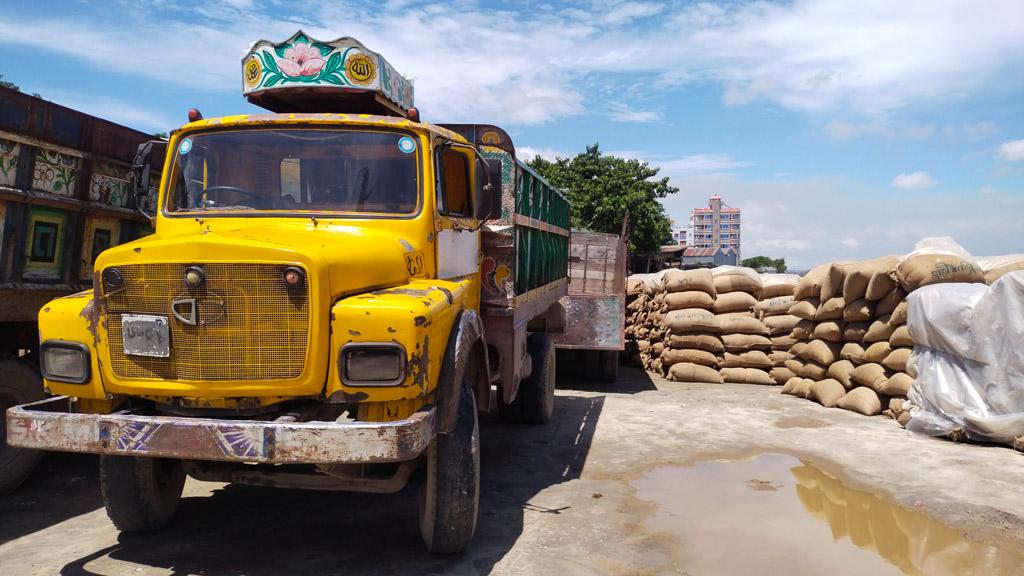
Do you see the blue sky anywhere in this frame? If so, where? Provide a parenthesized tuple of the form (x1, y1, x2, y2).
(1, 0, 1022, 268)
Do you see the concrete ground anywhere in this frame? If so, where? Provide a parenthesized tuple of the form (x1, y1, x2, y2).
(2, 366, 1023, 575)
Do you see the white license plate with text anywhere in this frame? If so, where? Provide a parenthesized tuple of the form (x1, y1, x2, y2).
(122, 314, 170, 358)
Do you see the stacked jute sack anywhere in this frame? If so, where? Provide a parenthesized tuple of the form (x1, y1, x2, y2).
(782, 237, 993, 421)
(624, 271, 669, 371)
(658, 268, 724, 383)
(755, 274, 801, 385)
(710, 267, 775, 385)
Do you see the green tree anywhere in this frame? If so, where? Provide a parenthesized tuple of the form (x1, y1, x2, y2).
(528, 144, 677, 252)
(0, 74, 19, 91)
(742, 255, 787, 273)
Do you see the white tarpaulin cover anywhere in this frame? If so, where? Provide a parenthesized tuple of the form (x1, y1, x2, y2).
(906, 271, 1024, 443)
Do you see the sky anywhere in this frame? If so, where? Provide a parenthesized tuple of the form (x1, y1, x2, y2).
(1, 0, 1022, 268)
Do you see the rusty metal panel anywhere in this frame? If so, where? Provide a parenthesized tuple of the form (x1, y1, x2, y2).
(552, 294, 625, 350)
(567, 231, 626, 296)
(7, 396, 435, 464)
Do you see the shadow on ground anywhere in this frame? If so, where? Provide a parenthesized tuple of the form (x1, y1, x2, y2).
(556, 357, 657, 395)
(0, 453, 102, 545)
(51, 394, 605, 575)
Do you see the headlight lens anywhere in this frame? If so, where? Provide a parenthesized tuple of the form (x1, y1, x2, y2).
(41, 342, 90, 384)
(342, 344, 405, 385)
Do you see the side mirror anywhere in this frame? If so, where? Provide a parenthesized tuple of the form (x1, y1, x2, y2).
(132, 140, 165, 220)
(474, 158, 503, 221)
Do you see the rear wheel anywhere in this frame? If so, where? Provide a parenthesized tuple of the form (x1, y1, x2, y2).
(100, 455, 185, 532)
(419, 382, 480, 553)
(520, 334, 555, 425)
(0, 356, 45, 495)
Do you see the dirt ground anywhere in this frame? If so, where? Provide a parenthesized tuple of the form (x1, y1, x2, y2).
(2, 366, 1023, 575)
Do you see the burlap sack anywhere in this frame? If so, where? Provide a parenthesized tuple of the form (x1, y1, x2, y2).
(770, 367, 796, 384)
(838, 386, 883, 416)
(882, 348, 911, 372)
(844, 255, 900, 302)
(810, 378, 846, 407)
(627, 297, 644, 312)
(879, 372, 913, 396)
(827, 359, 856, 389)
(813, 321, 844, 342)
(889, 325, 913, 347)
(626, 275, 646, 296)
(896, 238, 985, 292)
(712, 267, 763, 298)
(843, 298, 874, 323)
(781, 376, 802, 395)
(791, 319, 815, 340)
(816, 297, 845, 321)
(783, 377, 815, 398)
(760, 274, 800, 298)
(863, 256, 902, 300)
(667, 362, 724, 384)
(863, 341, 892, 363)
(664, 308, 719, 334)
(756, 295, 796, 317)
(651, 342, 665, 356)
(794, 263, 832, 301)
(769, 351, 794, 365)
(774, 334, 798, 348)
(840, 343, 865, 364)
(874, 288, 905, 316)
(664, 290, 715, 311)
(661, 347, 720, 367)
(720, 367, 775, 385)
(784, 358, 804, 375)
(721, 351, 772, 369)
(863, 316, 895, 343)
(821, 262, 855, 301)
(889, 302, 908, 326)
(850, 363, 890, 392)
(798, 361, 829, 380)
(978, 255, 1024, 284)
(716, 314, 770, 336)
(788, 299, 820, 321)
(843, 322, 870, 342)
(666, 333, 725, 353)
(789, 341, 808, 357)
(664, 268, 716, 295)
(712, 291, 758, 314)
(763, 314, 801, 336)
(800, 339, 841, 366)
(772, 335, 798, 349)
(722, 333, 772, 352)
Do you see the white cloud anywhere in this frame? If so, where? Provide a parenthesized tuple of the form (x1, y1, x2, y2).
(840, 237, 861, 248)
(517, 146, 566, 162)
(0, 1, 1021, 125)
(891, 171, 936, 190)
(825, 119, 935, 141)
(997, 139, 1024, 161)
(609, 103, 660, 123)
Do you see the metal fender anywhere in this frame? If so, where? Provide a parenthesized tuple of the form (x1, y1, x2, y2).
(436, 309, 489, 434)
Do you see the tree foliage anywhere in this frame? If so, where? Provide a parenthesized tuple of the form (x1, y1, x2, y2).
(742, 255, 787, 273)
(527, 144, 677, 252)
(0, 74, 19, 91)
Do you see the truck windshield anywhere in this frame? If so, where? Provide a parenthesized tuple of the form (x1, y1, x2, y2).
(166, 129, 419, 215)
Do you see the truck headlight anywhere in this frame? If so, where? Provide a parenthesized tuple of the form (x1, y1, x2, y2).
(40, 341, 91, 384)
(340, 343, 406, 386)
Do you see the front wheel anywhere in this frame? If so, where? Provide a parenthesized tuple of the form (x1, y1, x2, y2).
(100, 455, 186, 532)
(418, 383, 480, 554)
(0, 356, 45, 495)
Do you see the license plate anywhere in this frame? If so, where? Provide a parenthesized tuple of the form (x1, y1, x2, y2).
(122, 314, 170, 358)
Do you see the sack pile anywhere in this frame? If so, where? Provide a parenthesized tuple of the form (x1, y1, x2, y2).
(712, 267, 774, 385)
(755, 273, 800, 385)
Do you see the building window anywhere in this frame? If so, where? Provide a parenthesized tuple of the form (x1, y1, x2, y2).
(30, 222, 59, 263)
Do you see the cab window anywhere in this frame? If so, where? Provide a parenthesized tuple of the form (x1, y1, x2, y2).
(437, 147, 471, 217)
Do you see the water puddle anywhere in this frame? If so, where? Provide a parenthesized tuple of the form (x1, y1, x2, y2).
(631, 454, 1024, 575)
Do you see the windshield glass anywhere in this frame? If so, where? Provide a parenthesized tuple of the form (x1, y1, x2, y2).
(166, 129, 420, 215)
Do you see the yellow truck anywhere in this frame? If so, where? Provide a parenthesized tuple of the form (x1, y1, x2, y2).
(6, 32, 570, 553)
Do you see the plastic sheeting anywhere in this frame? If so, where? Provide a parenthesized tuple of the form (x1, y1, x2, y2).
(905, 271, 1024, 443)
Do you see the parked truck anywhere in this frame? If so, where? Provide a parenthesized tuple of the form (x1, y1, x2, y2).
(6, 32, 569, 553)
(0, 87, 158, 494)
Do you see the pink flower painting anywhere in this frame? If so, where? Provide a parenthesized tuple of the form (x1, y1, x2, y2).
(278, 43, 325, 78)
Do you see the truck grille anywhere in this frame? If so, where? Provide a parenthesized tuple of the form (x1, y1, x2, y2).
(106, 263, 310, 381)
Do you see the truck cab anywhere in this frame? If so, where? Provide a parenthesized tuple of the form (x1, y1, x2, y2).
(7, 32, 570, 554)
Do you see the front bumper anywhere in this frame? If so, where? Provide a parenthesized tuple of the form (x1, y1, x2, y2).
(6, 396, 434, 464)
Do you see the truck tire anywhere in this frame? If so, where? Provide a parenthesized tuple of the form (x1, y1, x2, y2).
(419, 382, 479, 554)
(520, 333, 555, 425)
(600, 350, 619, 383)
(0, 356, 45, 495)
(100, 455, 186, 532)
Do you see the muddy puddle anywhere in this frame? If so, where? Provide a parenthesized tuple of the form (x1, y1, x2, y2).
(631, 454, 1024, 575)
